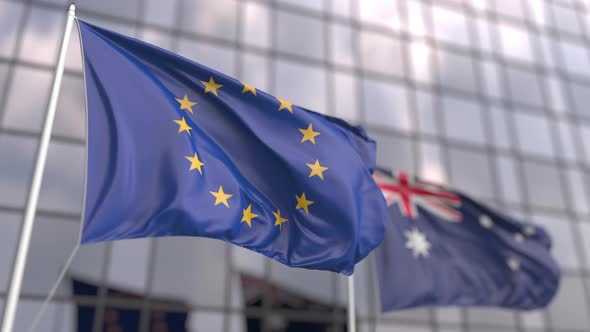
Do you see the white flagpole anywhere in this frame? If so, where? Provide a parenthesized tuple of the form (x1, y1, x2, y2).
(1, 4, 76, 332)
(348, 274, 356, 332)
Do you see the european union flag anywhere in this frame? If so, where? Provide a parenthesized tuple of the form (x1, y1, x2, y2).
(373, 168, 560, 311)
(77, 20, 387, 274)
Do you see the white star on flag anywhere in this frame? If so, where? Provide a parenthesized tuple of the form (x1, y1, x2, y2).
(523, 226, 536, 237)
(405, 228, 431, 258)
(507, 257, 521, 271)
(479, 215, 494, 229)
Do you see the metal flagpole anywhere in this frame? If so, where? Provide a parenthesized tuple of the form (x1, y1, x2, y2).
(348, 274, 356, 332)
(0, 4, 76, 332)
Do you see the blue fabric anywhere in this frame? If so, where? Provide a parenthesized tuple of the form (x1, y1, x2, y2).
(77, 20, 387, 275)
(373, 168, 561, 311)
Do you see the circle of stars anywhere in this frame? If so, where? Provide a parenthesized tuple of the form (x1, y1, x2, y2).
(172, 76, 332, 234)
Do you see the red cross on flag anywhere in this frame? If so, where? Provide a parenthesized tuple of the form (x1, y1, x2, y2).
(373, 171, 463, 222)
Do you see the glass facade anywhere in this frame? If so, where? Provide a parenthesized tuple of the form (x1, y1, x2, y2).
(1, 0, 590, 331)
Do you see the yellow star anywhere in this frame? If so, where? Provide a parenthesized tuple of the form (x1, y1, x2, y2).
(276, 97, 293, 113)
(185, 152, 204, 174)
(200, 76, 223, 96)
(298, 123, 320, 144)
(306, 160, 328, 180)
(273, 209, 288, 231)
(173, 117, 192, 135)
(210, 185, 233, 208)
(295, 193, 315, 214)
(241, 82, 257, 95)
(175, 94, 197, 113)
(241, 204, 259, 227)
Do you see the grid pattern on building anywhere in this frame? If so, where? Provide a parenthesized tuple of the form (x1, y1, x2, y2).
(1, 0, 590, 331)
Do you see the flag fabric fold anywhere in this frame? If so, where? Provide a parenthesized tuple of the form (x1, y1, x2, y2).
(373, 168, 560, 311)
(77, 20, 387, 274)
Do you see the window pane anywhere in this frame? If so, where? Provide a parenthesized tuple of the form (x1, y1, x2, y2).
(552, 4, 582, 36)
(498, 23, 534, 63)
(442, 95, 486, 145)
(22, 216, 79, 295)
(559, 40, 590, 78)
(331, 0, 352, 17)
(54, 74, 86, 139)
(476, 18, 494, 53)
(140, 28, 174, 50)
(467, 308, 516, 328)
(493, 0, 526, 20)
(481, 60, 503, 100)
(409, 41, 433, 84)
(431, 6, 469, 47)
(38, 142, 85, 214)
(532, 213, 580, 270)
(566, 168, 590, 214)
(0, 1, 25, 57)
(0, 213, 20, 293)
(276, 10, 324, 60)
(242, 2, 270, 49)
(359, 0, 402, 31)
(177, 40, 236, 76)
(506, 66, 544, 109)
(76, 0, 141, 20)
(371, 132, 415, 172)
(363, 79, 412, 132)
(152, 237, 228, 307)
(18, 7, 64, 66)
(332, 71, 358, 121)
(448, 147, 494, 199)
(489, 106, 511, 150)
(330, 23, 354, 67)
(240, 52, 269, 91)
(2, 66, 53, 131)
(360, 31, 404, 77)
(419, 141, 447, 184)
(568, 81, 590, 119)
(513, 111, 555, 158)
(495, 155, 523, 204)
(407, 1, 427, 37)
(143, 0, 178, 27)
(0, 135, 36, 207)
(437, 49, 476, 94)
(556, 120, 577, 162)
(547, 275, 590, 329)
(275, 60, 326, 112)
(416, 90, 437, 135)
(522, 161, 566, 210)
(181, 0, 237, 41)
(107, 239, 151, 292)
(546, 76, 566, 113)
(278, 0, 324, 12)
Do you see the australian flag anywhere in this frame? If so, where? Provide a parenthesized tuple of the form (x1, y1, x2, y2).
(373, 168, 560, 311)
(77, 20, 387, 275)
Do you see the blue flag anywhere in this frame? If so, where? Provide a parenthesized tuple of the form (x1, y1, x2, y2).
(373, 168, 560, 311)
(77, 20, 387, 274)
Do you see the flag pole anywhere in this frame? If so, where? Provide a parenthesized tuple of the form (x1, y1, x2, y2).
(348, 274, 356, 332)
(1, 4, 76, 332)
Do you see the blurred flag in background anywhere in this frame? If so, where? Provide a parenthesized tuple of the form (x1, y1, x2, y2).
(373, 168, 560, 311)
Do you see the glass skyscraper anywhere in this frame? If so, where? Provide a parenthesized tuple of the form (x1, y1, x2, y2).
(0, 0, 589, 331)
